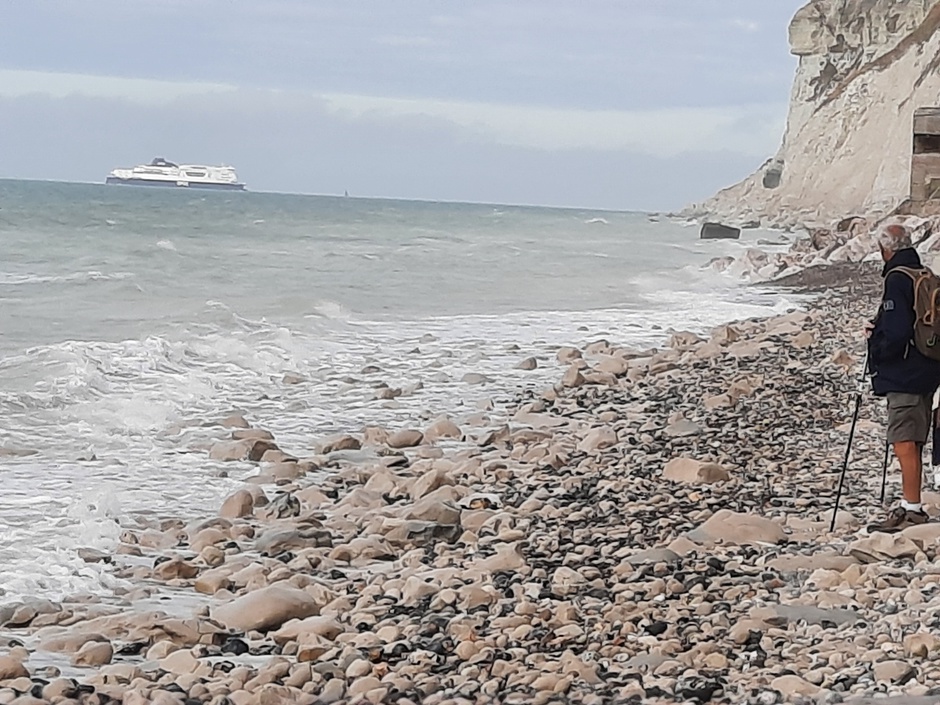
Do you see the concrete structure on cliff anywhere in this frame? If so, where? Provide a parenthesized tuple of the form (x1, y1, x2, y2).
(909, 108, 940, 214)
(691, 0, 940, 229)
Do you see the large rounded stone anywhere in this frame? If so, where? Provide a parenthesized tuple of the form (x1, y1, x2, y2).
(0, 656, 27, 680)
(209, 438, 279, 462)
(220, 489, 255, 519)
(210, 586, 320, 632)
(40, 631, 109, 654)
(319, 434, 361, 453)
(689, 510, 786, 546)
(387, 429, 424, 449)
(404, 496, 461, 525)
(770, 675, 820, 698)
(424, 417, 462, 443)
(159, 649, 200, 676)
(271, 616, 344, 645)
(71, 640, 113, 667)
(577, 427, 618, 453)
(663, 458, 730, 484)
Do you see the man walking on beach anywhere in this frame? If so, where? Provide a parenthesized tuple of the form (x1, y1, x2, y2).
(866, 223, 940, 532)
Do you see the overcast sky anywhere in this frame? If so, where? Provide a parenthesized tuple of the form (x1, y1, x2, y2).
(0, 1, 805, 210)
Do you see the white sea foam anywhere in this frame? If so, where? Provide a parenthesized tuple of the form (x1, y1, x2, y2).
(309, 300, 353, 321)
(0, 185, 809, 604)
(0, 282, 796, 602)
(0, 271, 135, 286)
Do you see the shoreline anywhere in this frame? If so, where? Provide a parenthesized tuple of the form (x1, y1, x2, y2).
(0, 262, 930, 704)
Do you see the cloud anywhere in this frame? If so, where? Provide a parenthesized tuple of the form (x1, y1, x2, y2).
(0, 69, 786, 160)
(0, 69, 234, 103)
(374, 35, 441, 49)
(322, 93, 786, 158)
(731, 19, 761, 32)
(0, 0, 806, 211)
(0, 87, 768, 211)
(0, 1, 804, 111)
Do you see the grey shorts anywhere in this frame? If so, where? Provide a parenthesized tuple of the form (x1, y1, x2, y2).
(886, 393, 933, 444)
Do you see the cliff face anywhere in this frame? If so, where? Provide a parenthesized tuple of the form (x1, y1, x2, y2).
(691, 0, 940, 229)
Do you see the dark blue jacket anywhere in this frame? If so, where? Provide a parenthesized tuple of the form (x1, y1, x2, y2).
(868, 248, 940, 396)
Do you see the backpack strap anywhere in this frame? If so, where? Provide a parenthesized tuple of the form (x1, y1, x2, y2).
(888, 266, 935, 325)
(889, 265, 930, 280)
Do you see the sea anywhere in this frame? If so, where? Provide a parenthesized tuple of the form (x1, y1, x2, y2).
(0, 179, 803, 604)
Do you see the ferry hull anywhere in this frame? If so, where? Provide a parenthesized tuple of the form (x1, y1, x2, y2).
(105, 177, 246, 191)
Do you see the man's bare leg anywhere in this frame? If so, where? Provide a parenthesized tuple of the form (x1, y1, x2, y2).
(895, 440, 923, 507)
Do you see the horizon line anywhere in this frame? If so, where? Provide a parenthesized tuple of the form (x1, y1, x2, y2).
(0, 176, 660, 215)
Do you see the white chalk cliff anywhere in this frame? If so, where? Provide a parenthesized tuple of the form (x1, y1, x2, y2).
(690, 0, 940, 229)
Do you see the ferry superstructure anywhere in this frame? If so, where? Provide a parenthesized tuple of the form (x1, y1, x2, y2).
(106, 158, 246, 190)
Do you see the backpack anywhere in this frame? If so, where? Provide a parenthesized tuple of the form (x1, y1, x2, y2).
(892, 265, 940, 361)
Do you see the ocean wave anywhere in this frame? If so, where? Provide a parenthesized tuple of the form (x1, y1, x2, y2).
(308, 300, 353, 321)
(0, 278, 807, 604)
(0, 271, 136, 286)
(0, 197, 814, 605)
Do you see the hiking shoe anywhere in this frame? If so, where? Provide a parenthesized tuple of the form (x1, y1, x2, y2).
(867, 507, 930, 533)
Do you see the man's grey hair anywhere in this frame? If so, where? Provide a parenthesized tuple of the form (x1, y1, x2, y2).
(877, 223, 913, 252)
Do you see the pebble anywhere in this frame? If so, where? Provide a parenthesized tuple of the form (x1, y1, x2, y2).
(0, 261, 930, 704)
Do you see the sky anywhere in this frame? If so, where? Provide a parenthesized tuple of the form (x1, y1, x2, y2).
(0, 1, 806, 210)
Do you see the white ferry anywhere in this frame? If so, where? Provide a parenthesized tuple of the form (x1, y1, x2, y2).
(106, 157, 246, 191)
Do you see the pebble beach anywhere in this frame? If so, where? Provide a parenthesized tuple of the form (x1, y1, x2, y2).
(3, 261, 940, 705)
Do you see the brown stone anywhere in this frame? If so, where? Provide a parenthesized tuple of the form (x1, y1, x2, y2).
(71, 640, 113, 667)
(848, 533, 920, 562)
(209, 438, 279, 462)
(905, 632, 940, 658)
(410, 468, 454, 499)
(792, 330, 816, 348)
(689, 510, 786, 546)
(662, 458, 730, 484)
(154, 557, 199, 581)
(194, 567, 234, 595)
(190, 527, 227, 552)
(873, 660, 914, 683)
(329, 536, 396, 562)
(576, 427, 618, 453)
(271, 616, 344, 645)
(40, 631, 110, 653)
(770, 675, 820, 698)
(517, 357, 538, 370)
(210, 586, 320, 632)
(386, 429, 424, 449)
(766, 554, 859, 573)
(0, 657, 27, 680)
(404, 496, 461, 525)
(221, 414, 250, 429)
(160, 649, 200, 676)
(556, 347, 582, 363)
(424, 417, 462, 442)
(42, 679, 79, 701)
(220, 489, 255, 519)
(319, 434, 361, 453)
(562, 365, 586, 388)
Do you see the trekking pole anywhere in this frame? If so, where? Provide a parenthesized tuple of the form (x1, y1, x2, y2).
(830, 354, 870, 532)
(879, 442, 890, 504)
